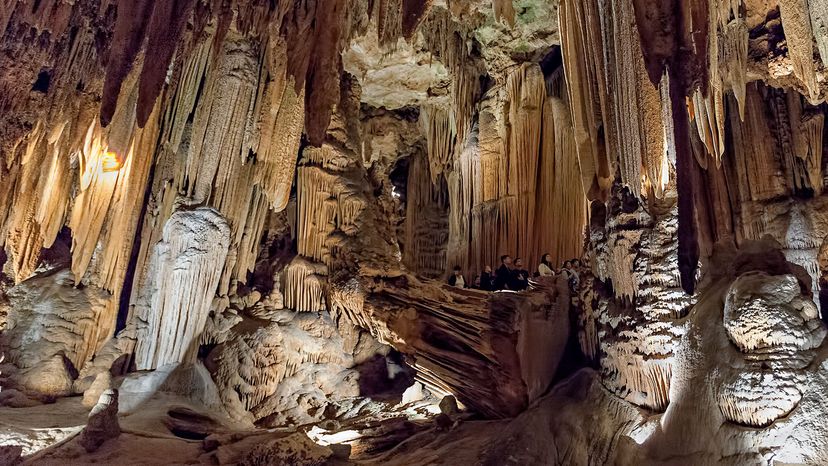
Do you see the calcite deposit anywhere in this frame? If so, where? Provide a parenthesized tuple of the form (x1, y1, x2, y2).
(2, 0, 828, 464)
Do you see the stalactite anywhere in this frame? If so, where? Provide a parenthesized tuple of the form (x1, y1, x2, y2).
(541, 95, 588, 267)
(728, 84, 788, 202)
(136, 0, 196, 127)
(183, 34, 259, 206)
(401, 0, 434, 39)
(789, 91, 825, 195)
(779, 0, 820, 102)
(94, 89, 161, 297)
(296, 165, 338, 263)
(493, 0, 516, 26)
(811, 0, 828, 70)
(69, 118, 122, 284)
(421, 8, 481, 155)
(560, 0, 668, 199)
(282, 256, 327, 313)
(504, 63, 545, 261)
(802, 112, 824, 195)
(403, 150, 449, 277)
(377, 0, 404, 45)
(690, 1, 748, 164)
(446, 127, 479, 273)
(420, 104, 455, 184)
(450, 66, 587, 276)
(558, 0, 615, 200)
(100, 0, 154, 127)
(253, 38, 305, 211)
(610, 0, 646, 196)
(721, 17, 748, 121)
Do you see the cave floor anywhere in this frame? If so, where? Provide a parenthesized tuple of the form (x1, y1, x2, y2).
(0, 389, 473, 465)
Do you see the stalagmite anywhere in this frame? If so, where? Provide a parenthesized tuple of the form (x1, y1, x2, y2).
(1, 269, 110, 374)
(133, 208, 230, 370)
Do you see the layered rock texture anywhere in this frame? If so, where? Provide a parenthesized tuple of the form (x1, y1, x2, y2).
(2, 0, 828, 464)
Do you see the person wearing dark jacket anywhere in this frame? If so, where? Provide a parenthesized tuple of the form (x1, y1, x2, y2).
(494, 255, 512, 290)
(479, 265, 494, 291)
(447, 265, 466, 288)
(510, 258, 529, 291)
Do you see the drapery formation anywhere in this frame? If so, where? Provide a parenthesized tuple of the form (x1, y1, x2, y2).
(559, 0, 674, 201)
(436, 63, 588, 277)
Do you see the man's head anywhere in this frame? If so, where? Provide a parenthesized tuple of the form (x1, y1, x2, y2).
(573, 259, 581, 267)
(501, 255, 512, 266)
(515, 258, 524, 268)
(485, 265, 492, 273)
(453, 265, 462, 276)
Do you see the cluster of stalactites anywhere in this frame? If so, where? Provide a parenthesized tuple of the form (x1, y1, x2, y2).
(420, 6, 482, 162)
(98, 0, 380, 147)
(403, 147, 450, 278)
(446, 63, 587, 277)
(1, 42, 161, 358)
(559, 0, 677, 201)
(561, 0, 828, 200)
(689, 0, 748, 166)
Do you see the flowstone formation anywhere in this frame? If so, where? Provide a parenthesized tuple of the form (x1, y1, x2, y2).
(3, 0, 828, 464)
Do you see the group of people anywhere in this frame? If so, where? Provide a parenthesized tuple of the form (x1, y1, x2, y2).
(448, 254, 583, 292)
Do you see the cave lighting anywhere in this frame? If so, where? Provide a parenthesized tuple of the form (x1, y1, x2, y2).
(101, 150, 124, 173)
(306, 426, 363, 446)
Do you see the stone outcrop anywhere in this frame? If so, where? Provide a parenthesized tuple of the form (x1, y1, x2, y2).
(80, 389, 121, 453)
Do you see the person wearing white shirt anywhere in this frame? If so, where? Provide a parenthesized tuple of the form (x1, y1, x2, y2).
(538, 253, 554, 276)
(448, 265, 466, 288)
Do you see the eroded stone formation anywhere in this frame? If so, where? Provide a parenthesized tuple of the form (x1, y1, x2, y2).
(2, 0, 828, 464)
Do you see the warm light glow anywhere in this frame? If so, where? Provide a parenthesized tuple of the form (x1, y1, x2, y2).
(78, 119, 128, 190)
(101, 151, 124, 172)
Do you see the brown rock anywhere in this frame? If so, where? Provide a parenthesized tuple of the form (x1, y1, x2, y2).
(80, 389, 121, 452)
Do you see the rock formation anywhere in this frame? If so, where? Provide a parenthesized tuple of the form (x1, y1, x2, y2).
(2, 0, 828, 464)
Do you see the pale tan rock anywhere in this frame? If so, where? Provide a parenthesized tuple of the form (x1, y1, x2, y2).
(82, 371, 112, 408)
(16, 354, 74, 398)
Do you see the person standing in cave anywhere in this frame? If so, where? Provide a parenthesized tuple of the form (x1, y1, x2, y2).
(479, 265, 494, 291)
(538, 253, 554, 277)
(494, 255, 513, 290)
(568, 258, 582, 291)
(447, 265, 467, 288)
(510, 258, 530, 291)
